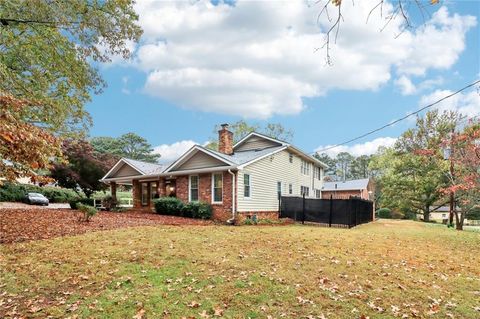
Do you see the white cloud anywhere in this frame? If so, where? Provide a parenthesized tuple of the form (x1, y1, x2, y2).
(395, 75, 444, 95)
(395, 76, 417, 95)
(121, 76, 131, 95)
(131, 1, 476, 118)
(153, 140, 197, 163)
(419, 89, 480, 118)
(316, 137, 398, 157)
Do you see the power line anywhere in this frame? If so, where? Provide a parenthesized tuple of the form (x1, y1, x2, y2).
(315, 79, 480, 154)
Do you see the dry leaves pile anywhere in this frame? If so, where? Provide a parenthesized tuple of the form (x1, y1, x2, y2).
(0, 208, 212, 244)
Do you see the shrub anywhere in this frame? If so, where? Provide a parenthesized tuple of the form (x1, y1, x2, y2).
(76, 203, 98, 222)
(102, 195, 117, 211)
(0, 183, 80, 203)
(376, 208, 392, 219)
(69, 198, 95, 209)
(192, 202, 212, 220)
(154, 197, 184, 216)
(243, 218, 254, 225)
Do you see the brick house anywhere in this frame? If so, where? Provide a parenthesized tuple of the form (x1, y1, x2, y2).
(321, 178, 375, 200)
(100, 124, 327, 222)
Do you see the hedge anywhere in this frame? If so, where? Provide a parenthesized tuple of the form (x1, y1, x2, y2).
(69, 198, 95, 209)
(0, 182, 81, 203)
(154, 198, 212, 219)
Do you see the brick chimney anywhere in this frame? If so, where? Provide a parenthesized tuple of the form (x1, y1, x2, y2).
(218, 123, 233, 155)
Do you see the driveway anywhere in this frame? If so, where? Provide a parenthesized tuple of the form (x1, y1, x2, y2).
(0, 202, 70, 209)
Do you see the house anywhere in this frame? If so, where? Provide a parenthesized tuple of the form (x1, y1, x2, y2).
(100, 124, 327, 222)
(321, 178, 374, 201)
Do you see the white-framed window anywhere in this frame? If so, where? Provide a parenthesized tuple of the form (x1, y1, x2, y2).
(301, 160, 310, 175)
(244, 173, 251, 198)
(189, 175, 199, 202)
(141, 182, 148, 206)
(288, 183, 293, 195)
(313, 167, 322, 180)
(300, 186, 309, 197)
(277, 181, 282, 197)
(289, 153, 293, 163)
(212, 173, 223, 203)
(315, 189, 321, 198)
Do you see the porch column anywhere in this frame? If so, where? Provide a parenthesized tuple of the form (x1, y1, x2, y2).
(132, 180, 141, 208)
(110, 182, 117, 204)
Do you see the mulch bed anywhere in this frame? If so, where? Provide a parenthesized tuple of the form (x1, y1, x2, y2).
(0, 208, 213, 244)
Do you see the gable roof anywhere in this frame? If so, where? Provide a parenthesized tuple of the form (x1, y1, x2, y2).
(163, 145, 236, 173)
(101, 158, 165, 180)
(322, 178, 370, 191)
(233, 132, 288, 150)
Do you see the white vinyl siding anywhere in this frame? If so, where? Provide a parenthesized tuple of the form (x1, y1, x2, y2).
(189, 175, 199, 202)
(237, 150, 323, 212)
(175, 152, 227, 171)
(235, 135, 282, 151)
(212, 173, 223, 203)
(114, 164, 141, 177)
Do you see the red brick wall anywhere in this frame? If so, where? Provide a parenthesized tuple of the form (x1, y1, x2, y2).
(236, 211, 279, 223)
(322, 190, 363, 200)
(170, 171, 235, 222)
(132, 180, 141, 208)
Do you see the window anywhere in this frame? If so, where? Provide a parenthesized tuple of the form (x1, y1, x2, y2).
(300, 186, 309, 197)
(289, 183, 293, 195)
(313, 167, 322, 180)
(301, 160, 310, 175)
(316, 189, 321, 199)
(289, 153, 293, 163)
(141, 183, 148, 206)
(212, 173, 223, 203)
(189, 175, 199, 202)
(244, 174, 251, 198)
(277, 181, 282, 195)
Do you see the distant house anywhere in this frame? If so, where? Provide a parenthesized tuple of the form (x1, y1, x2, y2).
(321, 178, 374, 201)
(101, 124, 328, 222)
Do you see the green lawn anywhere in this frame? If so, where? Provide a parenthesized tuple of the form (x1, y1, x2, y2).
(1, 220, 479, 318)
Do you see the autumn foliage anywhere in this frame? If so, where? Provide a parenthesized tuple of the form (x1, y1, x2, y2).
(0, 94, 61, 183)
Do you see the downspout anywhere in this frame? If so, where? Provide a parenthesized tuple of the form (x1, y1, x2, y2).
(227, 169, 236, 224)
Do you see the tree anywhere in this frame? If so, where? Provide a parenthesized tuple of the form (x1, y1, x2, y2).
(206, 121, 293, 150)
(50, 140, 117, 198)
(442, 120, 480, 230)
(316, 0, 440, 64)
(350, 155, 373, 179)
(92, 133, 160, 163)
(370, 110, 458, 222)
(0, 0, 142, 178)
(0, 95, 61, 184)
(335, 152, 355, 181)
(314, 153, 337, 178)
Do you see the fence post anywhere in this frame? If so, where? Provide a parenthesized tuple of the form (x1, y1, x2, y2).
(329, 194, 333, 227)
(278, 192, 281, 218)
(302, 192, 305, 224)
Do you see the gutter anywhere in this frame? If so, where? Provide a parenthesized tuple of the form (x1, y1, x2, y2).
(100, 165, 237, 183)
(226, 169, 236, 224)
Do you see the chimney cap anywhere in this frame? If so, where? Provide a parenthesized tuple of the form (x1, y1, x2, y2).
(220, 123, 229, 130)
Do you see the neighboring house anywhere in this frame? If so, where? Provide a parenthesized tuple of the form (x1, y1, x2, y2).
(417, 206, 459, 222)
(101, 124, 327, 222)
(321, 178, 375, 201)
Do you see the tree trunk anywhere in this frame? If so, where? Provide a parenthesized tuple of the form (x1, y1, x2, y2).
(455, 210, 463, 231)
(423, 206, 430, 222)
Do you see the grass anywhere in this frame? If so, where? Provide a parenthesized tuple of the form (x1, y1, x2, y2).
(1, 220, 480, 318)
(92, 190, 132, 200)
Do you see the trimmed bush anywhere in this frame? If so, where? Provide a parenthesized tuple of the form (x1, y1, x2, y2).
(191, 202, 212, 220)
(76, 203, 98, 222)
(0, 182, 80, 203)
(154, 197, 184, 216)
(376, 208, 392, 219)
(102, 195, 117, 211)
(69, 198, 95, 209)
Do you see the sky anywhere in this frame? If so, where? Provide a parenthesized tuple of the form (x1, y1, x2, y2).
(86, 0, 480, 162)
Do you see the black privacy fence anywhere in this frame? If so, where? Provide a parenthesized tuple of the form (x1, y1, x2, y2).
(280, 195, 374, 228)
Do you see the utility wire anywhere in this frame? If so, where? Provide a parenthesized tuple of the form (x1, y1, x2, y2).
(315, 79, 480, 154)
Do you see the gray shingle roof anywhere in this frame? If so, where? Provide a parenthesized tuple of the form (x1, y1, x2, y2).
(206, 145, 286, 165)
(322, 178, 370, 191)
(122, 158, 166, 175)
